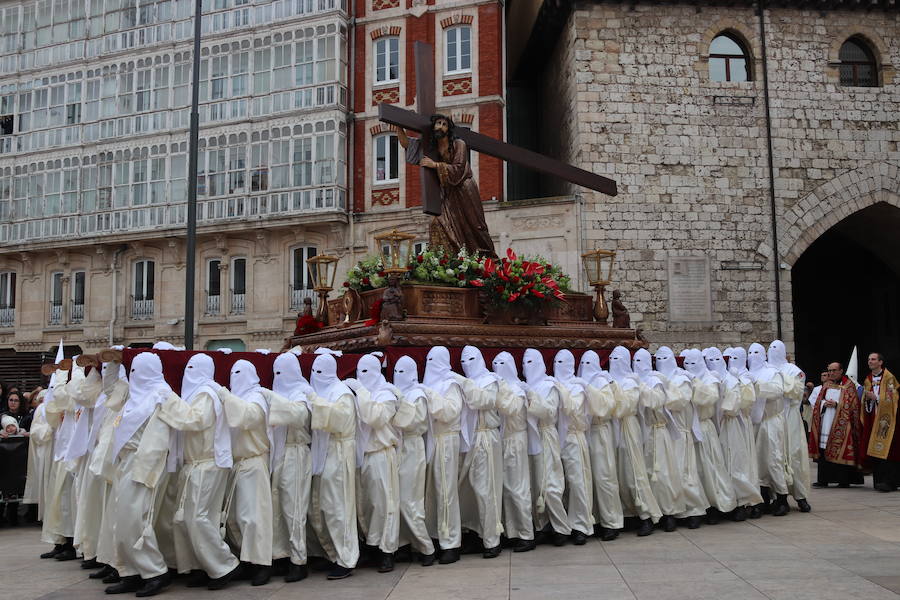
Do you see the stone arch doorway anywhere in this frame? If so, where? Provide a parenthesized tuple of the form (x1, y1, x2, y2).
(791, 201, 900, 379)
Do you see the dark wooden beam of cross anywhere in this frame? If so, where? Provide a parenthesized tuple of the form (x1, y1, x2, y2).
(378, 41, 617, 217)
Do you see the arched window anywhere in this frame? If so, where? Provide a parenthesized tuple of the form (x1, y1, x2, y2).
(839, 37, 877, 87)
(709, 33, 751, 82)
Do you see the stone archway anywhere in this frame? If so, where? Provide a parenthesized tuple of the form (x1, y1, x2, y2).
(783, 162, 900, 377)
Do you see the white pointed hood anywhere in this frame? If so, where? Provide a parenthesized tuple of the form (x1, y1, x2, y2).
(607, 346, 635, 383)
(553, 349, 586, 394)
(309, 353, 350, 475)
(523, 348, 555, 398)
(747, 342, 768, 377)
(577, 350, 609, 387)
(461, 345, 498, 388)
(180, 353, 232, 469)
(423, 346, 454, 395)
(492, 351, 541, 456)
(112, 352, 172, 460)
(393, 355, 434, 463)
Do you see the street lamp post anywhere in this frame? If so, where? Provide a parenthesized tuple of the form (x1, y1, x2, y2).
(184, 0, 203, 350)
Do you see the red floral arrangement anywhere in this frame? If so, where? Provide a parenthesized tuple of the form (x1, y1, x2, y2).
(470, 248, 567, 310)
(293, 314, 324, 336)
(364, 299, 384, 327)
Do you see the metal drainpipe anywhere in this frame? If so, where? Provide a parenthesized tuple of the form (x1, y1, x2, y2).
(757, 0, 783, 339)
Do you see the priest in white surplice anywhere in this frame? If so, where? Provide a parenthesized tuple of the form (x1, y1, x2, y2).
(158, 353, 239, 590)
(633, 349, 684, 532)
(391, 355, 437, 565)
(308, 353, 359, 579)
(747, 342, 790, 516)
(768, 340, 812, 513)
(523, 348, 570, 545)
(578, 350, 623, 541)
(347, 353, 401, 572)
(268, 352, 314, 583)
(552, 349, 594, 544)
(217, 360, 274, 586)
(491, 351, 536, 552)
(421, 346, 464, 564)
(458, 345, 504, 557)
(608, 346, 661, 536)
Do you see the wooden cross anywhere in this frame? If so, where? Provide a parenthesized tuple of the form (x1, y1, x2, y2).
(378, 42, 617, 216)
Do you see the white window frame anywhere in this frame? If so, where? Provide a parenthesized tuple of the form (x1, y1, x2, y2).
(374, 36, 399, 84)
(444, 25, 472, 75)
(373, 133, 398, 184)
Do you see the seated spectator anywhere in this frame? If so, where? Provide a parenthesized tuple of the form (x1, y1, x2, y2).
(1, 392, 31, 432)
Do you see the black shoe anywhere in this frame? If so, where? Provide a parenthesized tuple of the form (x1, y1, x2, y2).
(420, 552, 436, 566)
(285, 563, 308, 583)
(797, 499, 811, 513)
(512, 539, 536, 552)
(687, 516, 702, 529)
(875, 482, 895, 493)
(760, 487, 772, 514)
(438, 548, 459, 565)
(749, 506, 763, 519)
(54, 547, 77, 561)
(185, 570, 209, 588)
(636, 519, 654, 537)
(378, 552, 395, 572)
(706, 508, 721, 525)
(40, 544, 63, 559)
(326, 565, 353, 580)
(90, 565, 115, 580)
(207, 565, 240, 590)
(812, 482, 829, 488)
(102, 569, 122, 584)
(251, 565, 272, 586)
(105, 575, 142, 594)
(81, 558, 101, 570)
(772, 494, 790, 517)
(662, 515, 677, 532)
(135, 573, 171, 597)
(571, 531, 588, 545)
(482, 545, 502, 558)
(600, 528, 620, 541)
(732, 506, 748, 522)
(552, 532, 568, 546)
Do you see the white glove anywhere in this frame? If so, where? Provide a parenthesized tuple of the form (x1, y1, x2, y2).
(343, 378, 361, 392)
(217, 348, 233, 354)
(255, 349, 271, 355)
(111, 345, 125, 351)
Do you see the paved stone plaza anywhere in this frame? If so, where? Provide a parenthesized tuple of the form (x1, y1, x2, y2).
(5, 478, 900, 600)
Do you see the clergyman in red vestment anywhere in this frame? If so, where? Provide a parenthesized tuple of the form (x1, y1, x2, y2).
(808, 363, 864, 487)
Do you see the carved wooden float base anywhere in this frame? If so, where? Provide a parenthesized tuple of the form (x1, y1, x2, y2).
(286, 318, 647, 354)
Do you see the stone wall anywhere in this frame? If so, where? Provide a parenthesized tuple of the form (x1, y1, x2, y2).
(566, 2, 900, 352)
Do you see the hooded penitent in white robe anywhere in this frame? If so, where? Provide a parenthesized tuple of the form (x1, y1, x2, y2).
(768, 340, 811, 502)
(348, 353, 400, 555)
(706, 348, 761, 509)
(111, 353, 175, 581)
(578, 351, 624, 531)
(608, 347, 662, 524)
(523, 348, 570, 536)
(267, 352, 313, 568)
(748, 343, 789, 496)
(391, 356, 436, 557)
(553, 349, 594, 537)
(725, 347, 763, 507)
(491, 352, 535, 543)
(41, 367, 78, 546)
(654, 347, 709, 520)
(308, 354, 359, 569)
(70, 364, 112, 562)
(218, 360, 274, 568)
(682, 349, 737, 514)
(458, 345, 504, 551)
(633, 349, 684, 520)
(158, 353, 238, 579)
(422, 346, 463, 551)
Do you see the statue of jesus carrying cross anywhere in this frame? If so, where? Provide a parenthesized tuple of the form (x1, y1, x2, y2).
(378, 42, 618, 258)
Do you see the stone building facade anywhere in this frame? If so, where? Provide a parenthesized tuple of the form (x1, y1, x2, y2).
(509, 0, 900, 370)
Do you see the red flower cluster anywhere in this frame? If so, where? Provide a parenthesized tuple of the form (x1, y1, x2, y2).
(469, 248, 566, 306)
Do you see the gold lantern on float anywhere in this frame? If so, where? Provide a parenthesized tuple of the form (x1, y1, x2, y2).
(581, 249, 616, 324)
(374, 229, 417, 274)
(306, 254, 340, 325)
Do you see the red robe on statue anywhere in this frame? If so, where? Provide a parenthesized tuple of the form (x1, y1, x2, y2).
(808, 377, 862, 466)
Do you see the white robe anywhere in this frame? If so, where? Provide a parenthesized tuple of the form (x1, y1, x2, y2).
(159, 390, 239, 578)
(219, 388, 273, 567)
(690, 379, 737, 513)
(392, 389, 435, 555)
(662, 377, 709, 518)
(267, 390, 313, 567)
(559, 385, 593, 536)
(495, 380, 533, 541)
(71, 370, 108, 560)
(23, 404, 53, 522)
(41, 381, 77, 544)
(309, 391, 358, 568)
(754, 374, 790, 494)
(780, 367, 811, 500)
(718, 377, 761, 507)
(614, 380, 662, 523)
(528, 384, 570, 535)
(641, 381, 685, 517)
(424, 383, 463, 550)
(585, 380, 624, 530)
